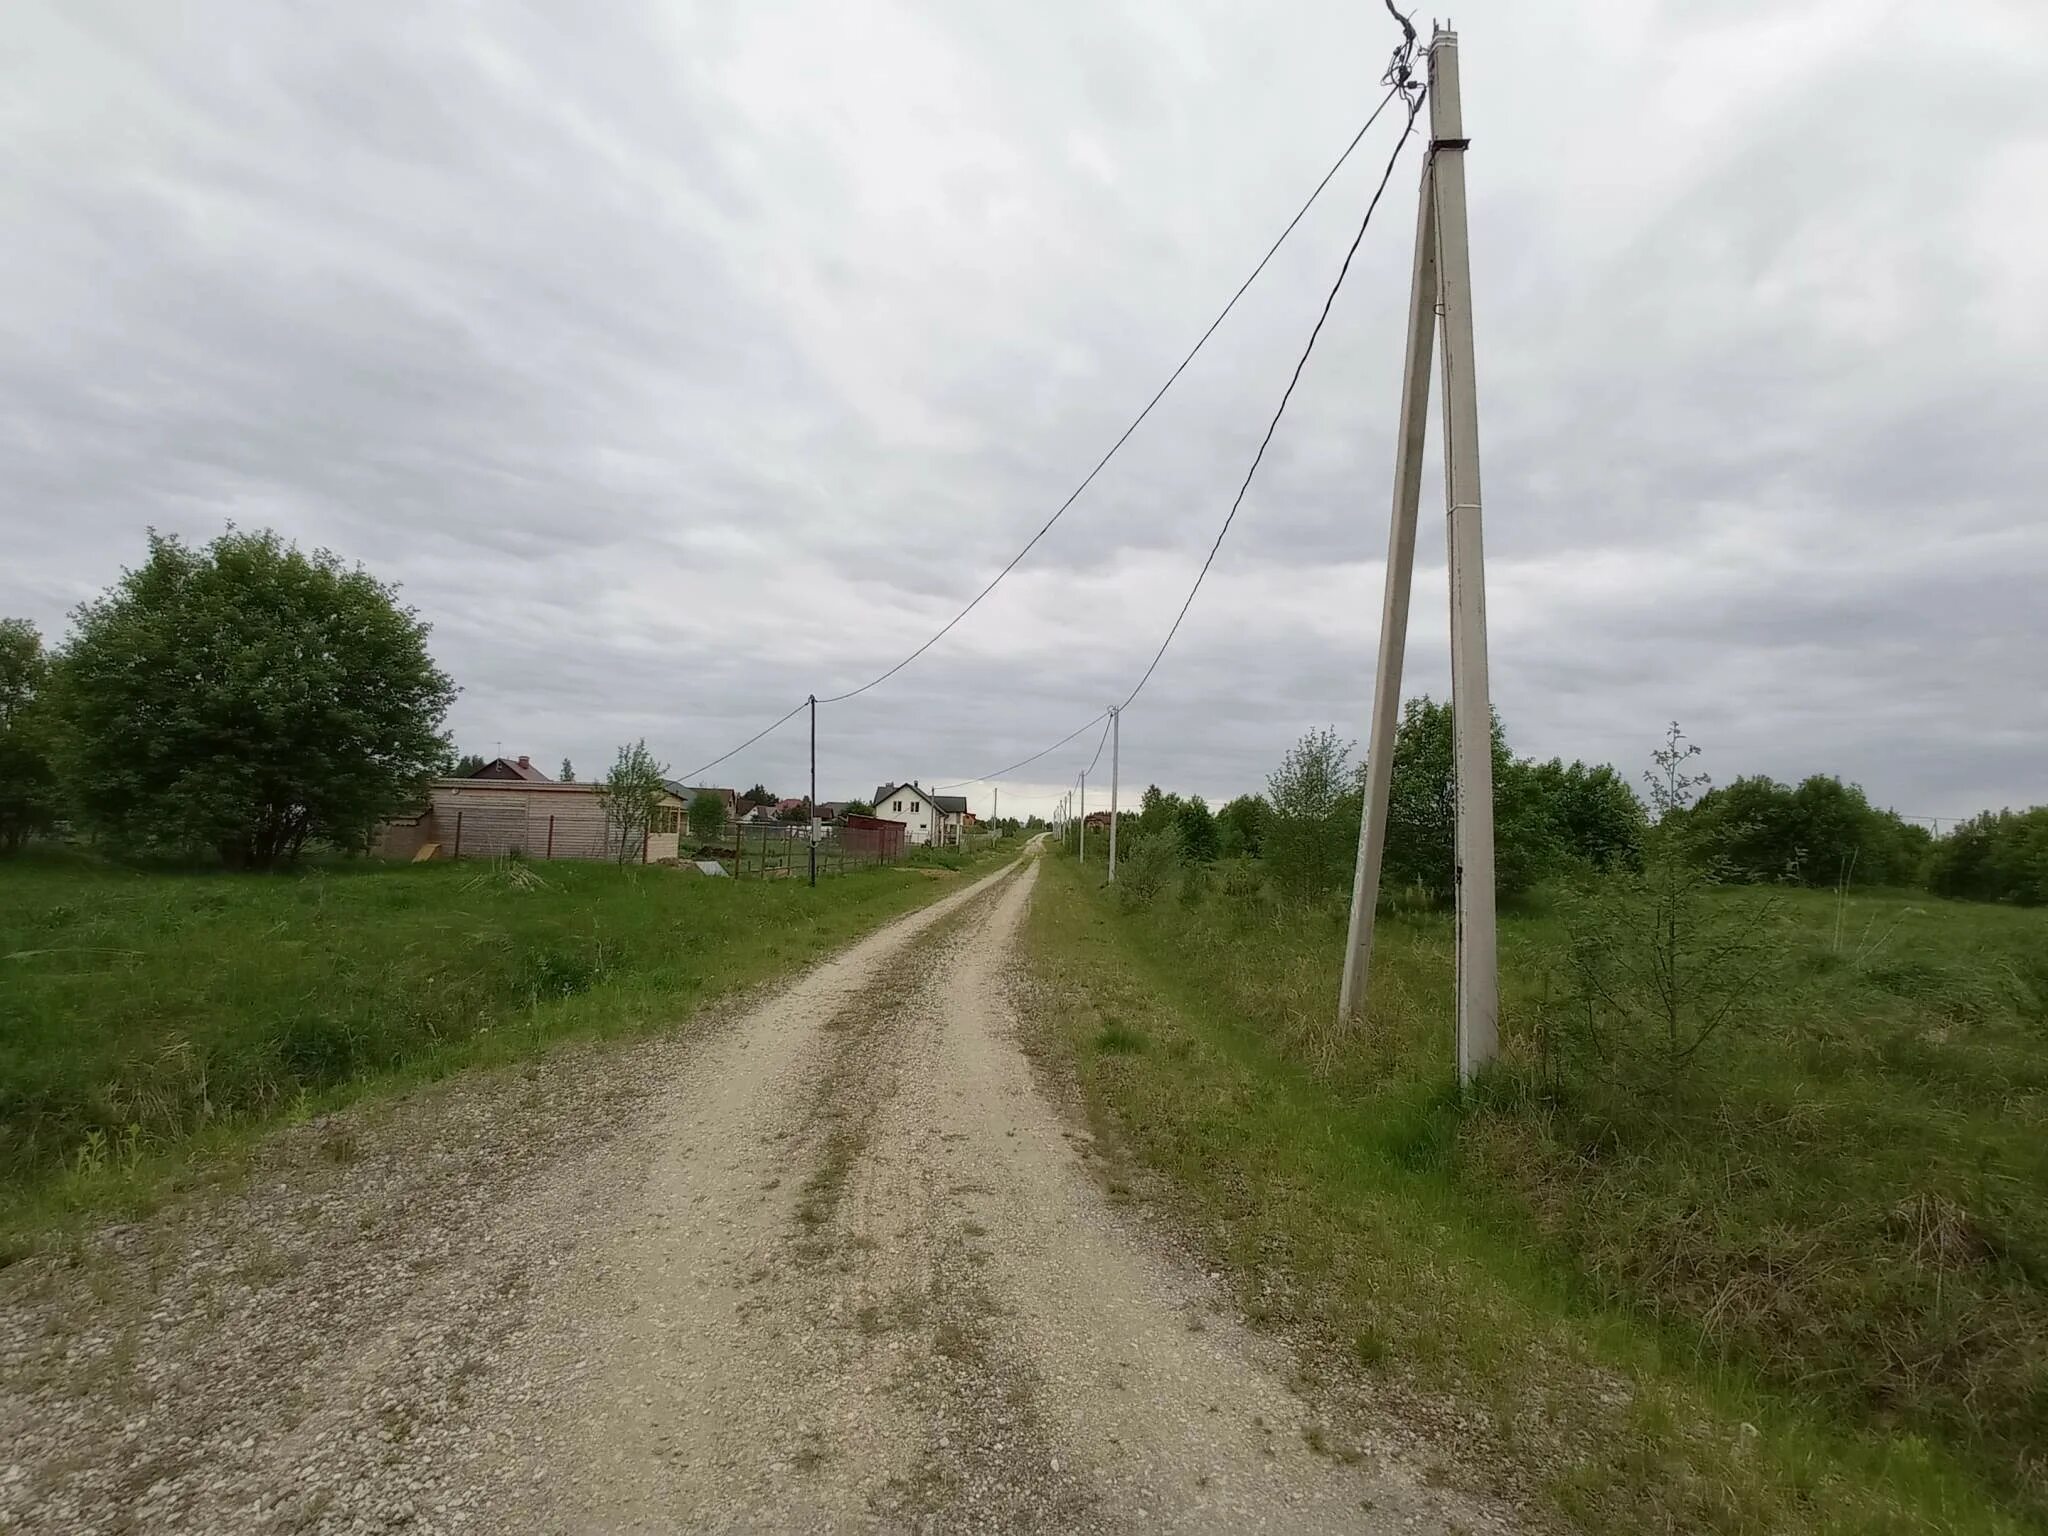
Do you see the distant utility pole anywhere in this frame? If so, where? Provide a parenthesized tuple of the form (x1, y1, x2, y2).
(1107, 706, 1120, 882)
(993, 786, 999, 829)
(1339, 26, 1497, 1084)
(1078, 772, 1087, 863)
(807, 694, 818, 888)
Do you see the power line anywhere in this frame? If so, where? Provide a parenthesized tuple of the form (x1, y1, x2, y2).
(1083, 711, 1115, 776)
(933, 710, 1109, 792)
(673, 697, 808, 784)
(813, 88, 1407, 708)
(1118, 88, 1424, 714)
(927, 96, 1424, 799)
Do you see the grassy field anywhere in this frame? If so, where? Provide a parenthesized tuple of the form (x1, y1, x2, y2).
(0, 842, 1011, 1241)
(1024, 850, 2047, 1534)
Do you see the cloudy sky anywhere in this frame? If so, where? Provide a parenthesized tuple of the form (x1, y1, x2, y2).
(4, 0, 2044, 821)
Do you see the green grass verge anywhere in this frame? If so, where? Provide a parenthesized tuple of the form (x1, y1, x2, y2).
(1022, 850, 2045, 1534)
(0, 841, 1013, 1244)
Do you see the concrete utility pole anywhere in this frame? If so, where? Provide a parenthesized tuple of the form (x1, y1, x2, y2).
(1078, 773, 1087, 863)
(1339, 27, 1497, 1084)
(1107, 706, 1120, 881)
(807, 694, 818, 888)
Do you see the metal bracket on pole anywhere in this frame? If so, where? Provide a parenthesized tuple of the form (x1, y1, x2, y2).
(1338, 26, 1497, 1084)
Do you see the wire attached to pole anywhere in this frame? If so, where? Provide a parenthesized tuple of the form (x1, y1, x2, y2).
(813, 90, 1408, 708)
(926, 89, 1427, 799)
(1116, 88, 1426, 715)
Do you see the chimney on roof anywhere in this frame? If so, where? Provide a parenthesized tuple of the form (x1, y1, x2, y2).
(517, 755, 530, 769)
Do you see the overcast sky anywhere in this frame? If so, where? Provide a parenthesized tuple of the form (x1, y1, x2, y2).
(4, 1, 2044, 821)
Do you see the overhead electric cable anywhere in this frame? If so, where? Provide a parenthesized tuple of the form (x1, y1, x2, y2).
(926, 90, 1425, 798)
(933, 711, 1109, 791)
(1116, 89, 1424, 714)
(673, 698, 808, 784)
(1083, 711, 1115, 776)
(813, 89, 1407, 708)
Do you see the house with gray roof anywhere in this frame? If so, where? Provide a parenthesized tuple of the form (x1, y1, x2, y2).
(871, 782, 966, 847)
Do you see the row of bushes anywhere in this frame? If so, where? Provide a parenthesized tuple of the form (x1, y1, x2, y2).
(1081, 706, 2041, 907)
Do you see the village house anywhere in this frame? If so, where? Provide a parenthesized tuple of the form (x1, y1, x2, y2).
(466, 754, 552, 782)
(870, 782, 967, 847)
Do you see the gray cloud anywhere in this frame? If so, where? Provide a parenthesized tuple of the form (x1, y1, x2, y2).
(2, 0, 2044, 822)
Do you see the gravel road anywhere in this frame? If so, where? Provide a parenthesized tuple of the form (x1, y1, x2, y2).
(1, 849, 1517, 1534)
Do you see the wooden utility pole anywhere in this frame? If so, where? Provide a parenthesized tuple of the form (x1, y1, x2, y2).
(1339, 26, 1497, 1083)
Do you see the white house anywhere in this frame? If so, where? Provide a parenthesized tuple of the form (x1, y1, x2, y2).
(872, 782, 968, 847)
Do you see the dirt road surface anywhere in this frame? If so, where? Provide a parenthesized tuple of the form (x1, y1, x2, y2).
(2, 850, 1516, 1534)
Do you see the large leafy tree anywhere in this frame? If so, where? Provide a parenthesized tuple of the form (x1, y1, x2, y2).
(1215, 794, 1268, 858)
(1174, 794, 1219, 862)
(1379, 697, 1554, 903)
(1927, 807, 2048, 906)
(0, 619, 60, 853)
(687, 789, 727, 844)
(50, 529, 455, 868)
(1525, 758, 1647, 872)
(1674, 773, 1930, 887)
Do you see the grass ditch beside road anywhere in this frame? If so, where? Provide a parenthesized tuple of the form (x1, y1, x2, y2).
(1022, 849, 2046, 1535)
(0, 838, 1018, 1246)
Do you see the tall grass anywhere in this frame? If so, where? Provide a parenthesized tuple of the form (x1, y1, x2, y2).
(0, 848, 977, 1227)
(1029, 849, 2048, 1531)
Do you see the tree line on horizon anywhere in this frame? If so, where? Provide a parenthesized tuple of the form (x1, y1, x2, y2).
(1096, 702, 2046, 909)
(2, 526, 2038, 899)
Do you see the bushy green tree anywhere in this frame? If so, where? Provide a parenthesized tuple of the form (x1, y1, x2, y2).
(1174, 794, 1219, 862)
(841, 799, 874, 818)
(558, 757, 575, 783)
(1116, 829, 1182, 910)
(1673, 773, 1926, 886)
(1926, 808, 2048, 906)
(0, 619, 60, 853)
(450, 752, 488, 777)
(1381, 697, 1552, 903)
(1264, 727, 1359, 905)
(687, 790, 727, 844)
(1526, 758, 1646, 872)
(1215, 794, 1268, 858)
(741, 783, 775, 808)
(1136, 784, 1183, 841)
(595, 739, 669, 863)
(49, 530, 454, 868)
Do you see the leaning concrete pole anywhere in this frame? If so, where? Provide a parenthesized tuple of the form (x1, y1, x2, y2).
(1430, 29, 1499, 1080)
(1339, 119, 1438, 1025)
